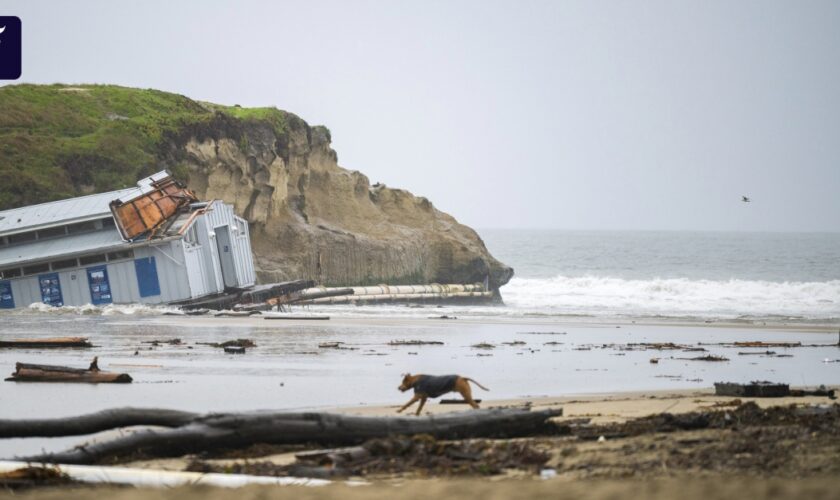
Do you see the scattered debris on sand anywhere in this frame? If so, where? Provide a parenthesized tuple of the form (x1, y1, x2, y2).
(318, 342, 358, 350)
(517, 331, 567, 335)
(196, 339, 256, 349)
(0, 337, 93, 349)
(502, 341, 527, 346)
(187, 434, 550, 479)
(677, 354, 729, 362)
(471, 343, 496, 350)
(141, 338, 183, 346)
(388, 340, 444, 346)
(430, 315, 458, 320)
(715, 381, 836, 399)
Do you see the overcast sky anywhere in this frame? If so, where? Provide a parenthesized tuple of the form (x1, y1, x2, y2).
(6, 0, 840, 231)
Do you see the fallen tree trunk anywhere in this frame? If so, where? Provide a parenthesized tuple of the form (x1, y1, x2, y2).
(0, 408, 199, 438)
(5, 358, 132, 384)
(14, 407, 562, 465)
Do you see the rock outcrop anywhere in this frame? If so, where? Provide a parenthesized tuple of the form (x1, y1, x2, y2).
(164, 114, 513, 289)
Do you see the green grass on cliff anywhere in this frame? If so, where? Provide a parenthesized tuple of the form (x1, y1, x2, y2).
(0, 84, 289, 210)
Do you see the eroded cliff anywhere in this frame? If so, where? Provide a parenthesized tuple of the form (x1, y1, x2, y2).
(166, 114, 513, 289)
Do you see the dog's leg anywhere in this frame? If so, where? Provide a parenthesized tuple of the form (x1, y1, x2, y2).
(415, 396, 428, 416)
(456, 379, 480, 409)
(397, 395, 420, 413)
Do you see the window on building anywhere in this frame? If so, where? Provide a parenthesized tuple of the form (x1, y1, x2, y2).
(51, 258, 79, 270)
(22, 263, 50, 276)
(79, 254, 107, 266)
(0, 236, 8, 247)
(101, 218, 116, 228)
(8, 231, 37, 244)
(37, 226, 67, 240)
(235, 218, 247, 237)
(67, 221, 98, 234)
(0, 267, 22, 279)
(107, 249, 134, 262)
(184, 225, 200, 248)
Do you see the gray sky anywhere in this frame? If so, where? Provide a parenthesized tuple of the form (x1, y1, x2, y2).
(6, 0, 840, 231)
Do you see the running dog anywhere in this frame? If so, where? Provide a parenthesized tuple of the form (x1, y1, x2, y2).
(397, 373, 489, 415)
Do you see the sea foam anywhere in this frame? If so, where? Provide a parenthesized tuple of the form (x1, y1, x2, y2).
(501, 275, 840, 320)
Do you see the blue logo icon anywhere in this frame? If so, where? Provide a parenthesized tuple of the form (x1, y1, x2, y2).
(0, 16, 21, 79)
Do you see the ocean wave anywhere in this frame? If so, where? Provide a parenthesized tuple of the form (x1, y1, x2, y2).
(8, 302, 182, 316)
(500, 275, 840, 320)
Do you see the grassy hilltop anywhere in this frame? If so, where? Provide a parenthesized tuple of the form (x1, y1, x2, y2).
(0, 84, 289, 210)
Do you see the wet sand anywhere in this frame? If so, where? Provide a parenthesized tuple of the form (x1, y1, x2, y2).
(1, 313, 838, 458)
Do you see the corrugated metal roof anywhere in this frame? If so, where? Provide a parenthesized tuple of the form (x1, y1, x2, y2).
(0, 188, 139, 237)
(0, 229, 129, 268)
(0, 170, 171, 237)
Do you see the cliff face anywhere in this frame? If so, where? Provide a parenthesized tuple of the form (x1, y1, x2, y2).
(165, 114, 513, 289)
(0, 84, 513, 289)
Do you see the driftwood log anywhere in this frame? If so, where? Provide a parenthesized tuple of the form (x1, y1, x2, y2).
(7, 407, 562, 464)
(5, 357, 132, 384)
(0, 337, 92, 348)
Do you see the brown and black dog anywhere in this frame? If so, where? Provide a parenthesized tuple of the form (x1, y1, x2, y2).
(397, 373, 489, 415)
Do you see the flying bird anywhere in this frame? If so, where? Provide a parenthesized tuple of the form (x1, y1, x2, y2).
(741, 196, 751, 203)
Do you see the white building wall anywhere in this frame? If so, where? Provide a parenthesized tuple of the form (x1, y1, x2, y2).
(10, 276, 40, 308)
(200, 203, 256, 288)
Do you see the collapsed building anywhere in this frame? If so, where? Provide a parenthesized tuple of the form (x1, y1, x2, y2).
(0, 171, 256, 309)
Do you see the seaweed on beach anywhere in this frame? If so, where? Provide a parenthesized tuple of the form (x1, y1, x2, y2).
(186, 434, 550, 478)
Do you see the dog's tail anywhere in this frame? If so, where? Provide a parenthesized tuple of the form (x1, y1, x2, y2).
(465, 378, 490, 391)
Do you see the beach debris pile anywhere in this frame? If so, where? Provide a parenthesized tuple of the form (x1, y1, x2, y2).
(187, 434, 551, 479)
(715, 381, 836, 399)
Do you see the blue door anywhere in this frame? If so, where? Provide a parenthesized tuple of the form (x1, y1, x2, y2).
(0, 280, 14, 309)
(134, 256, 161, 298)
(87, 265, 113, 305)
(38, 273, 63, 307)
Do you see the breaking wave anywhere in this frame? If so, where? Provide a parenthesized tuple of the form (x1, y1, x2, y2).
(11, 302, 181, 316)
(501, 275, 840, 321)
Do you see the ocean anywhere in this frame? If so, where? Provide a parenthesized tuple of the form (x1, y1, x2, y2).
(481, 230, 840, 324)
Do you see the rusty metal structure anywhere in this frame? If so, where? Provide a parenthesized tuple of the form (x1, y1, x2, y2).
(109, 173, 198, 241)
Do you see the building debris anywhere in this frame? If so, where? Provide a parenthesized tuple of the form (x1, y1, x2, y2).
(0, 337, 92, 348)
(295, 284, 493, 306)
(224, 346, 247, 354)
(5, 357, 132, 383)
(109, 174, 198, 241)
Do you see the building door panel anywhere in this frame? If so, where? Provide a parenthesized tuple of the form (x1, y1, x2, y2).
(87, 265, 113, 305)
(215, 226, 237, 288)
(38, 273, 63, 307)
(134, 257, 161, 298)
(0, 280, 14, 309)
